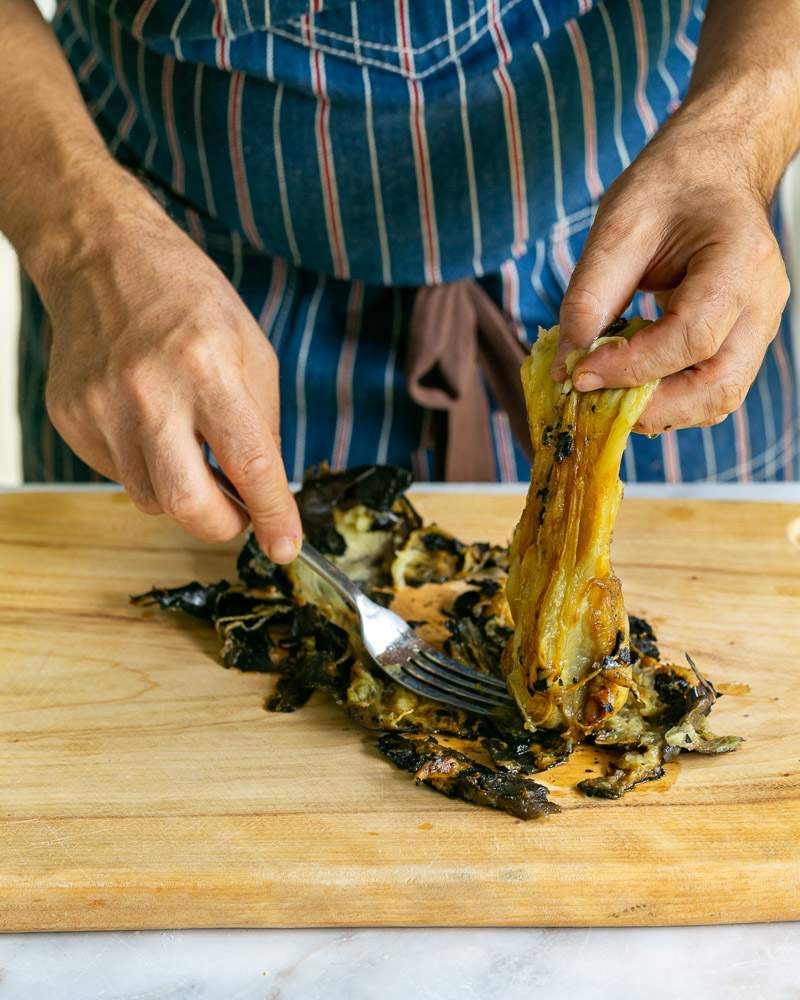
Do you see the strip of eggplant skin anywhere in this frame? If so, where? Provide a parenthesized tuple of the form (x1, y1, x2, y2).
(503, 319, 658, 738)
(131, 581, 232, 621)
(377, 733, 561, 820)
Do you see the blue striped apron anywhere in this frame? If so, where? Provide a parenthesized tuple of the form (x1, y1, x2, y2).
(19, 0, 799, 482)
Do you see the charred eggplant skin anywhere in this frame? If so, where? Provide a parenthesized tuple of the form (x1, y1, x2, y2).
(132, 581, 231, 620)
(377, 733, 560, 821)
(296, 464, 415, 554)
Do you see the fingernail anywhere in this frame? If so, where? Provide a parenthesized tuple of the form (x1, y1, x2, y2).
(574, 372, 604, 391)
(269, 536, 300, 564)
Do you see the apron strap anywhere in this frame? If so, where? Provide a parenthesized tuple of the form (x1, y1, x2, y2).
(406, 280, 532, 481)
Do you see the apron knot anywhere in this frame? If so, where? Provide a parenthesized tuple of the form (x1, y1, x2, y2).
(406, 280, 532, 481)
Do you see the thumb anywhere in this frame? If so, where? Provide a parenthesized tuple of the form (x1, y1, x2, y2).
(552, 215, 651, 379)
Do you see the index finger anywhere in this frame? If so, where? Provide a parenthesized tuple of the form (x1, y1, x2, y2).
(200, 389, 302, 565)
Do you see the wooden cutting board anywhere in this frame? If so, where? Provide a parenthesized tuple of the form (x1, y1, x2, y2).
(1, 490, 799, 931)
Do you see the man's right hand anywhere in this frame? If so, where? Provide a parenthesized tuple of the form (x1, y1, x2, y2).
(38, 179, 301, 563)
(0, 2, 300, 562)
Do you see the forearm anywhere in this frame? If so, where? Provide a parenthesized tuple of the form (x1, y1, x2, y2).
(0, 0, 151, 292)
(680, 0, 800, 202)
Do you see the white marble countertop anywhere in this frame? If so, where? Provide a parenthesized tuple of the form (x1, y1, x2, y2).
(2, 482, 799, 999)
(2, 924, 800, 999)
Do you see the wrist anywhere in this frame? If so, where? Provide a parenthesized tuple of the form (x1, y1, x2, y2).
(16, 152, 160, 303)
(677, 66, 800, 205)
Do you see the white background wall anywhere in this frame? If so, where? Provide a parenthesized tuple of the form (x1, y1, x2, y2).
(0, 0, 53, 485)
(0, 235, 19, 484)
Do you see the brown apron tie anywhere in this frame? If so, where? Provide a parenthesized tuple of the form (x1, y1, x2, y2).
(406, 280, 532, 481)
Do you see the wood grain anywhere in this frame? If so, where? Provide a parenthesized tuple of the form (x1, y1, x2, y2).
(0, 491, 799, 930)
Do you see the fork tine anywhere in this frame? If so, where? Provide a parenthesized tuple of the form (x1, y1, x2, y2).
(415, 646, 509, 692)
(403, 664, 508, 714)
(407, 655, 514, 707)
(397, 667, 503, 716)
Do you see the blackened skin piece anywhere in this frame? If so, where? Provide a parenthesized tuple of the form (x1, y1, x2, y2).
(443, 578, 513, 680)
(215, 589, 286, 621)
(553, 431, 574, 463)
(369, 589, 396, 608)
(267, 674, 314, 712)
(377, 733, 560, 820)
(291, 603, 351, 659)
(218, 608, 294, 672)
(482, 725, 573, 774)
(660, 655, 742, 755)
(278, 605, 354, 700)
(629, 614, 660, 661)
(297, 464, 415, 554)
(601, 317, 630, 337)
(131, 581, 231, 621)
(391, 528, 507, 589)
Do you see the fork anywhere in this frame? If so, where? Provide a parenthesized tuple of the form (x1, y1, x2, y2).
(206, 457, 515, 716)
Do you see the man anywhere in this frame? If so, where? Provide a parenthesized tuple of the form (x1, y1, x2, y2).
(1, 0, 797, 567)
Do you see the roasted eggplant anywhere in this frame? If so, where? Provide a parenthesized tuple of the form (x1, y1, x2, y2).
(134, 326, 741, 820)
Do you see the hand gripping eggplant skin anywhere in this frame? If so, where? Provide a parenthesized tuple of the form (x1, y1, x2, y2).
(503, 318, 657, 737)
(133, 328, 741, 818)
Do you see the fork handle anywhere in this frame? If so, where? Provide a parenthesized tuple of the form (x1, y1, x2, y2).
(205, 450, 362, 612)
(295, 539, 363, 612)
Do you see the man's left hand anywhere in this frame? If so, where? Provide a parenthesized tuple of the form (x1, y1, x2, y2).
(552, 103, 791, 435)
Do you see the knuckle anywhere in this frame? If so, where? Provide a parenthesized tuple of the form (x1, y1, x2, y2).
(229, 445, 278, 488)
(591, 210, 633, 248)
(560, 285, 605, 323)
(82, 381, 112, 420)
(128, 489, 161, 515)
(183, 332, 224, 377)
(161, 488, 205, 525)
(749, 228, 778, 266)
(123, 475, 160, 514)
(717, 377, 747, 416)
(117, 362, 170, 422)
(765, 314, 782, 345)
(700, 394, 719, 426)
(625, 361, 648, 387)
(118, 359, 153, 398)
(779, 270, 791, 307)
(44, 383, 71, 430)
(676, 312, 722, 364)
(199, 520, 243, 544)
(159, 479, 243, 540)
